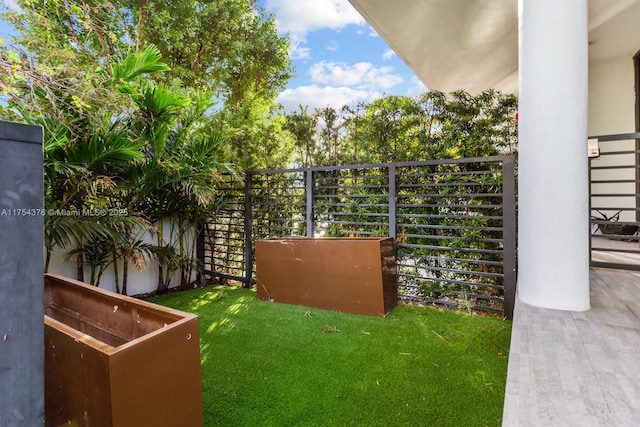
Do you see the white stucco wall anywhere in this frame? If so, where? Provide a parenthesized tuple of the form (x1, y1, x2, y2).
(588, 55, 638, 223)
(46, 219, 198, 296)
(589, 55, 636, 135)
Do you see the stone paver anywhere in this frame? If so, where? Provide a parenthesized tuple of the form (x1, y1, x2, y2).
(503, 268, 640, 426)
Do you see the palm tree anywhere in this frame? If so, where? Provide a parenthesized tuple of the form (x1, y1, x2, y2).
(130, 88, 234, 292)
(16, 45, 231, 293)
(36, 47, 170, 283)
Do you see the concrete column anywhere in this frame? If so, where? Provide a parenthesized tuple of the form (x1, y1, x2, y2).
(0, 121, 44, 425)
(517, 0, 590, 311)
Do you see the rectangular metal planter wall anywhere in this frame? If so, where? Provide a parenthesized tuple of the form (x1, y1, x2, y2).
(255, 237, 397, 316)
(44, 274, 204, 427)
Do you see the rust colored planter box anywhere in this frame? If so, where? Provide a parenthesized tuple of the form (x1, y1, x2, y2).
(255, 237, 397, 316)
(44, 274, 204, 427)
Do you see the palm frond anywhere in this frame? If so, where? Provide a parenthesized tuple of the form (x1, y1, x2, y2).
(64, 129, 143, 174)
(138, 85, 190, 122)
(111, 45, 170, 82)
(44, 215, 115, 250)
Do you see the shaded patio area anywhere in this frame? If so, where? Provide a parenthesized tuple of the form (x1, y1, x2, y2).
(591, 236, 640, 268)
(503, 267, 640, 426)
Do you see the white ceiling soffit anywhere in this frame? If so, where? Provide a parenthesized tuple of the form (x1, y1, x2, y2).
(348, 0, 640, 94)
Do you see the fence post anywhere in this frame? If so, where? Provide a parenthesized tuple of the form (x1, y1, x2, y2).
(388, 165, 397, 240)
(306, 169, 314, 237)
(587, 154, 596, 267)
(244, 172, 253, 288)
(502, 157, 517, 320)
(0, 121, 44, 424)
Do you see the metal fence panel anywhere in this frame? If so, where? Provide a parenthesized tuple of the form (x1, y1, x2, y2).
(589, 133, 640, 270)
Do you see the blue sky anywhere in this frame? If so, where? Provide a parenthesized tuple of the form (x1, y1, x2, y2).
(264, 0, 426, 112)
(0, 0, 425, 112)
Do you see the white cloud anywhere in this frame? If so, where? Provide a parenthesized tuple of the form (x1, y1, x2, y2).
(266, 0, 366, 59)
(277, 74, 427, 113)
(406, 77, 429, 97)
(291, 45, 312, 60)
(263, 0, 418, 113)
(266, 0, 365, 37)
(309, 61, 403, 90)
(326, 40, 338, 51)
(382, 49, 396, 61)
(276, 85, 380, 112)
(278, 61, 404, 112)
(0, 0, 20, 11)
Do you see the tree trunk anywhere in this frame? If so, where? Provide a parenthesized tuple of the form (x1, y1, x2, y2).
(45, 250, 51, 273)
(90, 263, 97, 286)
(76, 252, 84, 282)
(179, 220, 188, 288)
(157, 219, 166, 292)
(158, 264, 166, 293)
(112, 249, 120, 294)
(122, 257, 129, 296)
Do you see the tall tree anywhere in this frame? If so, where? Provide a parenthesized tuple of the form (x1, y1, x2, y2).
(215, 98, 295, 171)
(1, 0, 291, 107)
(0, 0, 295, 290)
(1, 0, 294, 167)
(340, 102, 366, 164)
(356, 95, 424, 163)
(315, 107, 343, 166)
(128, 87, 232, 292)
(27, 48, 166, 281)
(283, 90, 517, 167)
(434, 89, 518, 158)
(283, 105, 317, 167)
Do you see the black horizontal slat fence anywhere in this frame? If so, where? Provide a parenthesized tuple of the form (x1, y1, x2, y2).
(200, 156, 516, 319)
(589, 133, 640, 270)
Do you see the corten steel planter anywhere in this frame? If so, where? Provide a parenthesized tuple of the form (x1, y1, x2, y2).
(44, 273, 204, 427)
(255, 237, 397, 316)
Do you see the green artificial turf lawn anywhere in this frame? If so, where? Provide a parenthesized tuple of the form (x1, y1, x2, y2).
(150, 286, 511, 427)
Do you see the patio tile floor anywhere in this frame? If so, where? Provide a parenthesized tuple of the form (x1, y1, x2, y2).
(502, 268, 640, 426)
